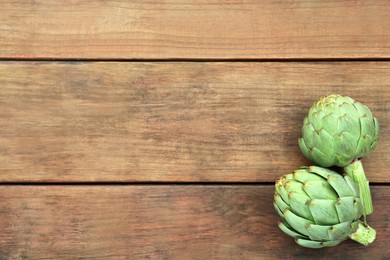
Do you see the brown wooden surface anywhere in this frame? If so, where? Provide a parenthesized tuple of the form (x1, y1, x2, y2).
(1, 1, 390, 59)
(2, 0, 390, 258)
(1, 62, 389, 182)
(0, 186, 388, 259)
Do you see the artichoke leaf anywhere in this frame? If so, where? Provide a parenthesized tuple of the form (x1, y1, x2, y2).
(305, 224, 332, 241)
(335, 196, 360, 222)
(296, 238, 342, 249)
(308, 199, 339, 225)
(278, 221, 307, 240)
(327, 221, 353, 241)
(284, 209, 314, 236)
(311, 167, 355, 197)
(288, 191, 313, 221)
(274, 193, 290, 215)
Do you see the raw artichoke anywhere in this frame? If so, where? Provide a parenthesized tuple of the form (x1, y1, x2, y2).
(298, 94, 379, 216)
(274, 166, 376, 248)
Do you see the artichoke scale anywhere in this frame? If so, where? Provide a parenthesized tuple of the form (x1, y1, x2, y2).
(298, 138, 313, 164)
(337, 115, 360, 137)
(283, 209, 314, 237)
(275, 174, 293, 204)
(302, 123, 316, 148)
(305, 224, 332, 241)
(320, 112, 340, 136)
(312, 167, 355, 197)
(278, 221, 307, 240)
(335, 196, 360, 222)
(332, 133, 356, 166)
(311, 147, 333, 167)
(359, 115, 376, 152)
(353, 101, 373, 119)
(287, 191, 313, 221)
(328, 174, 356, 197)
(294, 168, 329, 185)
(274, 193, 290, 215)
(295, 238, 342, 249)
(273, 201, 284, 218)
(307, 199, 339, 225)
(302, 180, 337, 200)
(327, 221, 353, 241)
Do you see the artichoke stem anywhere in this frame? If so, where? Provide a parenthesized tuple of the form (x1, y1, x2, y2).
(349, 221, 376, 246)
(344, 160, 374, 216)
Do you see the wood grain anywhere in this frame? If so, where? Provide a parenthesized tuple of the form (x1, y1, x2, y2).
(1, 1, 390, 59)
(1, 62, 389, 182)
(0, 185, 388, 259)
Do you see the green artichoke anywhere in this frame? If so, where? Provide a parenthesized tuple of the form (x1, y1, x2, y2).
(298, 94, 379, 167)
(298, 94, 379, 216)
(274, 166, 376, 248)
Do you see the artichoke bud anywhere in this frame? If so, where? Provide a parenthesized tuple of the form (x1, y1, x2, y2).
(274, 166, 375, 248)
(299, 94, 379, 167)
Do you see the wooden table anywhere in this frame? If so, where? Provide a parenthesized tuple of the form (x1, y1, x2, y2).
(1, 1, 389, 259)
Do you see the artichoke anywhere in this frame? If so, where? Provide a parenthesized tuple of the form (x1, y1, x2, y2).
(298, 94, 379, 216)
(274, 166, 376, 248)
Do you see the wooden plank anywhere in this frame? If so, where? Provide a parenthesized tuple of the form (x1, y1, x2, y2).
(1, 1, 390, 59)
(1, 62, 389, 182)
(0, 185, 388, 259)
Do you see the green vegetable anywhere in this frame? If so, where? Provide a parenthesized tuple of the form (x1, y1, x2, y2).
(298, 94, 379, 216)
(274, 166, 376, 248)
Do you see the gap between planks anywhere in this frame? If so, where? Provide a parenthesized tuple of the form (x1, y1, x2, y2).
(2, 58, 390, 62)
(0, 182, 389, 186)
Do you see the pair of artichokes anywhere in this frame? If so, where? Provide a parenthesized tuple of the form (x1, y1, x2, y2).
(274, 94, 379, 248)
